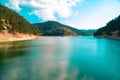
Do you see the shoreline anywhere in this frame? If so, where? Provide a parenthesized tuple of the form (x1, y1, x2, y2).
(0, 36, 40, 43)
(0, 31, 40, 43)
(94, 36, 120, 40)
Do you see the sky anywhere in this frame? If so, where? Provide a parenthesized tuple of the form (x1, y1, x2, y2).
(0, 0, 120, 29)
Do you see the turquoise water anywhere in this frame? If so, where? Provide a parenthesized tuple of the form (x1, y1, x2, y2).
(0, 36, 120, 80)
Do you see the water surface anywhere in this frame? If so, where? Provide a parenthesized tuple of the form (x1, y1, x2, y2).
(0, 36, 120, 80)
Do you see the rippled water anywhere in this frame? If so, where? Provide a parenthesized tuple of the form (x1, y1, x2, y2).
(0, 36, 120, 80)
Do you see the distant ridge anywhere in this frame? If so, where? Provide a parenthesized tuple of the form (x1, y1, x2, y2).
(33, 21, 79, 36)
(33, 21, 95, 36)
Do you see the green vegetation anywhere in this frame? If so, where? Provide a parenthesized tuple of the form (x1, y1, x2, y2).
(79, 29, 96, 36)
(33, 21, 95, 36)
(0, 4, 41, 35)
(33, 21, 78, 36)
(94, 15, 120, 37)
(0, 4, 96, 36)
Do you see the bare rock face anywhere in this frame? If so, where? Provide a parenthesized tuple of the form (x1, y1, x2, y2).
(0, 18, 12, 30)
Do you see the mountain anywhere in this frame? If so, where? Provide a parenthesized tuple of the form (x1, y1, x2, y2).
(79, 29, 96, 36)
(33, 21, 79, 36)
(33, 21, 93, 36)
(0, 4, 41, 35)
(94, 15, 120, 39)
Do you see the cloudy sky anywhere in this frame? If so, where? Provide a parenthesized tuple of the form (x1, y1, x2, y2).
(0, 0, 120, 29)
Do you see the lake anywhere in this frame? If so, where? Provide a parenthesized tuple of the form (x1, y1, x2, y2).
(0, 36, 120, 80)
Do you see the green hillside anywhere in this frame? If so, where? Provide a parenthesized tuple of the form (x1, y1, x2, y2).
(33, 21, 79, 36)
(94, 15, 120, 38)
(0, 4, 41, 35)
(33, 21, 95, 36)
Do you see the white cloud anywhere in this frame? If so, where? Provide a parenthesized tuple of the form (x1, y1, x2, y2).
(6, 0, 82, 20)
(74, 11, 79, 16)
(6, 0, 21, 11)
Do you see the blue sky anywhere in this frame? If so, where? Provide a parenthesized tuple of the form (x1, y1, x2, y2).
(0, 0, 120, 29)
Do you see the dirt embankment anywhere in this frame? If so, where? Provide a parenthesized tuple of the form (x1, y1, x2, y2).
(0, 30, 40, 42)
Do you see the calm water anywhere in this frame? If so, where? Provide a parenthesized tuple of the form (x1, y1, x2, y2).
(0, 36, 120, 80)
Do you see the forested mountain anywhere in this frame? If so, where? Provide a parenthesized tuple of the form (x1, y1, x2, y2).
(0, 4, 95, 37)
(33, 21, 79, 36)
(0, 4, 41, 35)
(33, 21, 94, 36)
(94, 15, 120, 38)
(79, 29, 96, 36)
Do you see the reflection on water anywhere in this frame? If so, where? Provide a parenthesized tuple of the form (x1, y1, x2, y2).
(0, 41, 31, 59)
(0, 36, 120, 80)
